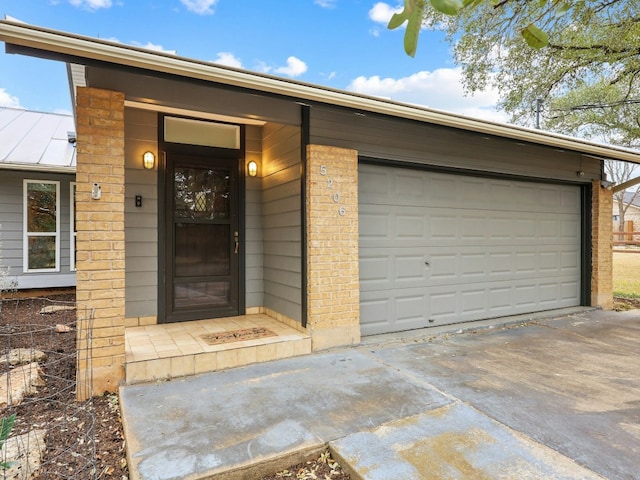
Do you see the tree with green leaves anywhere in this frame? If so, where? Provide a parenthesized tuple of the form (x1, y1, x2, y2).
(389, 0, 640, 229)
(389, 0, 640, 136)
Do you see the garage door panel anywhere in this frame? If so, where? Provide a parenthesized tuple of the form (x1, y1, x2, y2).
(396, 254, 429, 282)
(359, 254, 391, 287)
(360, 287, 430, 335)
(359, 164, 582, 335)
(360, 248, 428, 290)
(427, 245, 580, 283)
(361, 244, 580, 293)
(429, 277, 580, 326)
(359, 212, 391, 240)
(395, 172, 427, 200)
(431, 176, 458, 202)
(396, 214, 428, 239)
(359, 296, 393, 335)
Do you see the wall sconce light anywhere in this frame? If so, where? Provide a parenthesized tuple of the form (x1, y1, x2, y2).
(247, 161, 258, 177)
(143, 151, 156, 170)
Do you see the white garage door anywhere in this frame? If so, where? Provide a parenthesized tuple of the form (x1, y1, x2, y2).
(359, 164, 582, 336)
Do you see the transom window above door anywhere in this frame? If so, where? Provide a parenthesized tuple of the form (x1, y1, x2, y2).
(164, 117, 240, 149)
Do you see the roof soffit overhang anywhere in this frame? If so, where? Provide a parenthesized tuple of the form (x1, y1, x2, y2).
(2, 19, 640, 165)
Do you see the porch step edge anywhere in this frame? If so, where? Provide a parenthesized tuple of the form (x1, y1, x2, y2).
(124, 337, 312, 385)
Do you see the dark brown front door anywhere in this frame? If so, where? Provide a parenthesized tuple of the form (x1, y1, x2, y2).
(163, 153, 239, 322)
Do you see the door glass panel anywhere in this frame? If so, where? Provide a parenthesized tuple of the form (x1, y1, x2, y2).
(174, 167, 230, 220)
(174, 224, 230, 277)
(174, 281, 230, 309)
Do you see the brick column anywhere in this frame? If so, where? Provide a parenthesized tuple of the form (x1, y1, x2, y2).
(75, 87, 126, 399)
(306, 145, 360, 350)
(591, 180, 613, 310)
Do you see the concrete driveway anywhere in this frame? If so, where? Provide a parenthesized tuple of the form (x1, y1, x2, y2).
(120, 308, 640, 479)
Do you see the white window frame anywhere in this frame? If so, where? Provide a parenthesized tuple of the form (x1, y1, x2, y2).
(23, 179, 60, 273)
(70, 182, 77, 271)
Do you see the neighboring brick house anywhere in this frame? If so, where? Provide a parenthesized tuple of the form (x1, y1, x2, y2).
(613, 191, 640, 231)
(0, 107, 76, 290)
(1, 20, 638, 397)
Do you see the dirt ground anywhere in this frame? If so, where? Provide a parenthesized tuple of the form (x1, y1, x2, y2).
(259, 452, 350, 480)
(0, 294, 128, 479)
(613, 295, 640, 311)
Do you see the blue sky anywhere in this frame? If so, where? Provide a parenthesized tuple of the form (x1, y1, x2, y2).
(0, 0, 505, 122)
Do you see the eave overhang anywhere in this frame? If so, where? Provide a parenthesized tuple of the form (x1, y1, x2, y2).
(2, 19, 639, 165)
(0, 162, 75, 174)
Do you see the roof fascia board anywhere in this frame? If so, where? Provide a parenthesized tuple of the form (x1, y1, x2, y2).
(0, 163, 75, 174)
(2, 20, 640, 164)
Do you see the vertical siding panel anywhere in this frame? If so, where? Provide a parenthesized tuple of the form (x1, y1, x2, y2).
(262, 124, 302, 322)
(124, 108, 158, 318)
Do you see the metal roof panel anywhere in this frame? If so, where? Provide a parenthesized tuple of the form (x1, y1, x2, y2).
(0, 107, 75, 170)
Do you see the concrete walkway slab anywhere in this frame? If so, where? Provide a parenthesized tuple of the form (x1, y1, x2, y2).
(331, 402, 603, 480)
(120, 309, 640, 480)
(369, 310, 640, 479)
(120, 350, 451, 480)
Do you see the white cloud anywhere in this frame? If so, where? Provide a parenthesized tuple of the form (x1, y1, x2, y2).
(180, 0, 218, 15)
(369, 2, 401, 24)
(274, 57, 308, 77)
(255, 61, 272, 74)
(368, 2, 434, 33)
(347, 68, 508, 123)
(68, 0, 112, 10)
(213, 52, 243, 69)
(314, 0, 337, 7)
(0, 89, 21, 108)
(135, 42, 177, 55)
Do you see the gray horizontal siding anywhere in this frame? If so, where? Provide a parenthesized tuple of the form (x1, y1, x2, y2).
(124, 108, 158, 318)
(262, 124, 302, 322)
(309, 106, 601, 183)
(246, 125, 264, 308)
(0, 170, 75, 289)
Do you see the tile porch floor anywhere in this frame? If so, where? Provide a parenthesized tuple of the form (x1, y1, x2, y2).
(124, 314, 311, 384)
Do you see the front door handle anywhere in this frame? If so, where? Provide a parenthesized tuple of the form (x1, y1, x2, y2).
(234, 231, 239, 254)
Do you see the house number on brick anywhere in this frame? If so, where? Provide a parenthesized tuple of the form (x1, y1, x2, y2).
(320, 165, 346, 216)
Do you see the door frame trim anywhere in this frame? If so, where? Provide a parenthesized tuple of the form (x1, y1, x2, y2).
(157, 113, 246, 323)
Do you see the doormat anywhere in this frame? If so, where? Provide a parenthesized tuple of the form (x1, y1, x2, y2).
(201, 327, 276, 346)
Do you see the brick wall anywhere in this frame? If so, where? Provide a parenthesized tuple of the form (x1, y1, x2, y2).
(306, 145, 360, 350)
(592, 180, 613, 310)
(75, 87, 126, 399)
